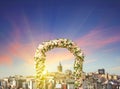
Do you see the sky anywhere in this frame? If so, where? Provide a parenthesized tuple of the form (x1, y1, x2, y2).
(0, 0, 120, 78)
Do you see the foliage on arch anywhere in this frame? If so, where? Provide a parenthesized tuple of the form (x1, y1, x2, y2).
(34, 38, 84, 89)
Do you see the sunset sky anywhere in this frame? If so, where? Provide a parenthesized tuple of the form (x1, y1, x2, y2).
(0, 0, 120, 77)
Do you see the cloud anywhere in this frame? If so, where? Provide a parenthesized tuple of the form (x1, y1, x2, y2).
(75, 30, 120, 55)
(1, 27, 120, 66)
(7, 40, 39, 65)
(3, 14, 119, 66)
(6, 34, 63, 66)
(1, 32, 56, 66)
(0, 55, 12, 65)
(111, 66, 120, 71)
(0, 14, 55, 66)
(64, 64, 73, 70)
(102, 48, 117, 53)
(84, 59, 97, 64)
(94, 36, 120, 49)
(46, 49, 74, 65)
(45, 50, 74, 72)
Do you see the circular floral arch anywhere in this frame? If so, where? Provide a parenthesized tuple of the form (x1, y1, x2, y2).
(34, 38, 84, 89)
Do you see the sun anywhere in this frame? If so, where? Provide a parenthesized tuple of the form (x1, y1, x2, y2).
(42, 68, 48, 75)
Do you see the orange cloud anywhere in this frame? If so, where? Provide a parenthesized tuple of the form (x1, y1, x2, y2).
(2, 28, 120, 66)
(0, 55, 12, 65)
(6, 35, 55, 66)
(46, 49, 74, 65)
(8, 41, 35, 64)
(45, 49, 75, 72)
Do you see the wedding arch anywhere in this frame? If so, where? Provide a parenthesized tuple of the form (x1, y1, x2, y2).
(34, 38, 84, 89)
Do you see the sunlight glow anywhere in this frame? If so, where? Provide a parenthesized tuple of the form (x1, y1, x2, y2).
(42, 68, 48, 75)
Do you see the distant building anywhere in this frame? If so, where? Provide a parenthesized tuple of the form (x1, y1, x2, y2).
(57, 62, 62, 72)
(118, 76, 120, 80)
(112, 75, 118, 80)
(98, 69, 105, 74)
(0, 80, 1, 86)
(108, 75, 118, 80)
(2, 80, 8, 89)
(27, 79, 35, 89)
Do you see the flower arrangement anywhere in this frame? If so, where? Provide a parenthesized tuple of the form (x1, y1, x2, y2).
(34, 38, 84, 89)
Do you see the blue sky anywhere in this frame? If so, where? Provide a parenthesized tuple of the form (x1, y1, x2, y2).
(0, 0, 120, 77)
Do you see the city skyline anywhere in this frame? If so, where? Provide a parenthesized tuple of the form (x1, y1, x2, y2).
(0, 1, 120, 77)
